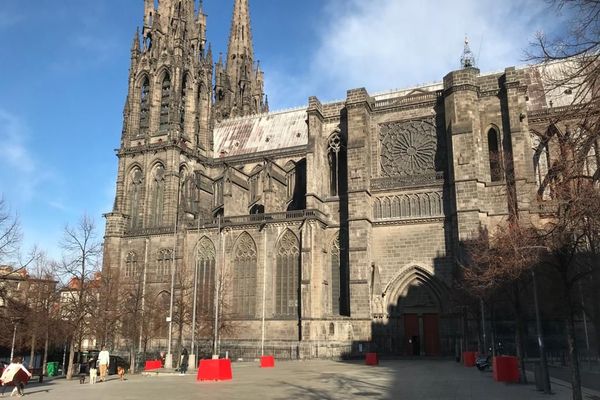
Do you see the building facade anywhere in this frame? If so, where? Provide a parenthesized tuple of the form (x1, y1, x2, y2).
(103, 0, 590, 358)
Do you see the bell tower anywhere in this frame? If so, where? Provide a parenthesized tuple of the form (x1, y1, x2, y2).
(123, 0, 212, 151)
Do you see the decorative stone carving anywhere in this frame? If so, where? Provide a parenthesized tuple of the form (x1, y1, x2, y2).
(373, 191, 443, 221)
(197, 237, 216, 260)
(380, 119, 437, 177)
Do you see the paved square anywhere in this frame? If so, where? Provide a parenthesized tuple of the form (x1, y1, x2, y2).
(15, 360, 596, 400)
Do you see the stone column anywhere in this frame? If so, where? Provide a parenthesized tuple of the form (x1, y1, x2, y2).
(443, 68, 482, 243)
(344, 88, 373, 322)
(500, 67, 536, 214)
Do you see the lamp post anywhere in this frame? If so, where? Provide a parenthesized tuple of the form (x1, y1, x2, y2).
(165, 172, 184, 369)
(190, 242, 199, 369)
(10, 318, 21, 361)
(532, 270, 552, 394)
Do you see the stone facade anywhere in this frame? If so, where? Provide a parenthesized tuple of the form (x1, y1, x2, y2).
(103, 0, 591, 358)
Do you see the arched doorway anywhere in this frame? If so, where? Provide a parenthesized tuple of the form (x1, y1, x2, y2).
(382, 266, 445, 357)
(397, 280, 440, 356)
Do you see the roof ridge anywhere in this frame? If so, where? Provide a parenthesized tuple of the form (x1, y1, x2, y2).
(218, 105, 307, 124)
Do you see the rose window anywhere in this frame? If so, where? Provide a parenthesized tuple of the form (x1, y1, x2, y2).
(380, 120, 437, 177)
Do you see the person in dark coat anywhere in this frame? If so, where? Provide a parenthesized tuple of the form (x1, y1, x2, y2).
(179, 348, 189, 375)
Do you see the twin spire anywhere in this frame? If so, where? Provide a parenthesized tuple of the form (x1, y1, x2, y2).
(134, 0, 267, 120)
(227, 0, 254, 68)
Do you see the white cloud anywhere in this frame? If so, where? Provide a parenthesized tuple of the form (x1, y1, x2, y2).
(266, 0, 561, 108)
(0, 109, 52, 201)
(0, 10, 23, 30)
(0, 110, 33, 170)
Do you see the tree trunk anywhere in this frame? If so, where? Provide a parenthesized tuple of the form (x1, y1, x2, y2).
(130, 346, 136, 374)
(566, 299, 583, 400)
(514, 284, 528, 384)
(66, 339, 76, 380)
(29, 332, 36, 368)
(590, 275, 600, 358)
(43, 329, 49, 375)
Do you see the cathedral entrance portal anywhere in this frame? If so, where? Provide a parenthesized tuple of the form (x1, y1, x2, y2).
(397, 280, 441, 356)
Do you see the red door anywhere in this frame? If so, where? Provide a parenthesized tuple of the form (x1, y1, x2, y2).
(403, 314, 419, 356)
(423, 313, 440, 356)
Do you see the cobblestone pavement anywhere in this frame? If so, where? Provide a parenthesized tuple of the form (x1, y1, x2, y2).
(15, 359, 600, 400)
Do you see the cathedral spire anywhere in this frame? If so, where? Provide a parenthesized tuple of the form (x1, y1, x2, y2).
(226, 0, 254, 72)
(213, 0, 266, 120)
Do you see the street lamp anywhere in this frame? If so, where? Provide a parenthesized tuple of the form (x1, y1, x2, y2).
(10, 317, 23, 361)
(165, 173, 184, 369)
(532, 270, 552, 394)
(519, 245, 552, 394)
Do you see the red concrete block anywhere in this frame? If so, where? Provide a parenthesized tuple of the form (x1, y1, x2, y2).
(144, 360, 162, 371)
(260, 355, 275, 368)
(493, 356, 519, 383)
(197, 359, 232, 381)
(365, 352, 378, 365)
(463, 351, 477, 367)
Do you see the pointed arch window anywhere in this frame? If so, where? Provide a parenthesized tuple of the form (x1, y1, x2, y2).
(160, 72, 172, 131)
(139, 77, 150, 134)
(128, 167, 144, 229)
(125, 251, 139, 278)
(330, 235, 341, 315)
(232, 233, 257, 317)
(196, 238, 216, 316)
(149, 164, 166, 227)
(180, 74, 189, 132)
(532, 133, 552, 200)
(286, 162, 296, 200)
(328, 131, 343, 196)
(275, 231, 300, 317)
(156, 248, 172, 279)
(488, 128, 503, 182)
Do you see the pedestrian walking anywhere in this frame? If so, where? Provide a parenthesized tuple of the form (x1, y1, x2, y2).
(179, 348, 189, 375)
(0, 356, 32, 397)
(97, 347, 110, 383)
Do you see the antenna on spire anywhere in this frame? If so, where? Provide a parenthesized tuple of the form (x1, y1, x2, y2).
(460, 36, 475, 69)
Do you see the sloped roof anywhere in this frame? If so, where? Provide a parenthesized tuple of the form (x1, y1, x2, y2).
(213, 108, 308, 158)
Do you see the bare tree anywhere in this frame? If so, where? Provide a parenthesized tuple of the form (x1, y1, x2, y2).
(58, 215, 102, 380)
(460, 223, 538, 382)
(0, 196, 21, 266)
(528, 3, 600, 398)
(25, 253, 60, 372)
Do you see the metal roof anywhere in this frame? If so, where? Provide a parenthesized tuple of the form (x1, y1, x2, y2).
(213, 107, 308, 158)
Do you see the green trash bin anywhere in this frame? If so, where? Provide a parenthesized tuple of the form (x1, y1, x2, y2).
(46, 362, 58, 377)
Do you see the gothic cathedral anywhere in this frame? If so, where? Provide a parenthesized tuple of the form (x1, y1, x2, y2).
(103, 0, 575, 358)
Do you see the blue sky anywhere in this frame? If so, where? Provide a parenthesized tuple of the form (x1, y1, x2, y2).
(0, 0, 568, 262)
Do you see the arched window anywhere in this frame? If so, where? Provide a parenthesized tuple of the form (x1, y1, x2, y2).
(160, 72, 171, 131)
(285, 161, 296, 200)
(125, 251, 138, 278)
(180, 74, 189, 131)
(488, 128, 503, 182)
(275, 230, 300, 316)
(328, 131, 342, 196)
(532, 133, 551, 200)
(232, 233, 257, 317)
(330, 235, 341, 315)
(149, 164, 165, 227)
(156, 249, 172, 279)
(196, 237, 216, 315)
(139, 77, 150, 134)
(128, 167, 144, 229)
